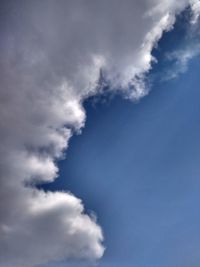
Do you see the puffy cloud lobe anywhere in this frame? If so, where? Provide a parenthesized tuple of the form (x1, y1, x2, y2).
(0, 189, 103, 267)
(0, 1, 198, 267)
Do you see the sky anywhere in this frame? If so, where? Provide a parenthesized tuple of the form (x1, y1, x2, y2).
(1, 1, 200, 267)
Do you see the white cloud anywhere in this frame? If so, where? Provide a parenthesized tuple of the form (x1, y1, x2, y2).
(0, 1, 197, 267)
(190, 0, 200, 24)
(163, 43, 200, 80)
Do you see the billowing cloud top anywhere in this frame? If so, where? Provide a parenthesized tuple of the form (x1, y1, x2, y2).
(0, 1, 199, 267)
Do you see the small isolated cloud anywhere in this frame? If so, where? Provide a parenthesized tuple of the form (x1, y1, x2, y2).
(0, 1, 198, 267)
(163, 43, 200, 80)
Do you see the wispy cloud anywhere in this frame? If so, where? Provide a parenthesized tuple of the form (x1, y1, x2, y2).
(190, 0, 200, 23)
(158, 4, 200, 81)
(163, 43, 200, 80)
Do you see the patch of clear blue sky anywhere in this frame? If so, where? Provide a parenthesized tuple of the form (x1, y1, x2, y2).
(41, 10, 200, 267)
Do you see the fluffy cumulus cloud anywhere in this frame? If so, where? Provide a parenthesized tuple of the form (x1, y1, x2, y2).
(0, 1, 199, 267)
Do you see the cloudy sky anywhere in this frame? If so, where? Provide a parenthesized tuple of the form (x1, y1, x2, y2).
(1, 1, 200, 267)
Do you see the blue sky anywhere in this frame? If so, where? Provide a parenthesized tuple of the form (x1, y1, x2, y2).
(1, 2, 200, 267)
(40, 11, 200, 267)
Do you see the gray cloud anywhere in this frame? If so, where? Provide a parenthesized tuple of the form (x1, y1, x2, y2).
(0, 1, 198, 267)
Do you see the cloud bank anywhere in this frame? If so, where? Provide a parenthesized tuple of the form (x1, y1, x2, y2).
(0, 1, 199, 267)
